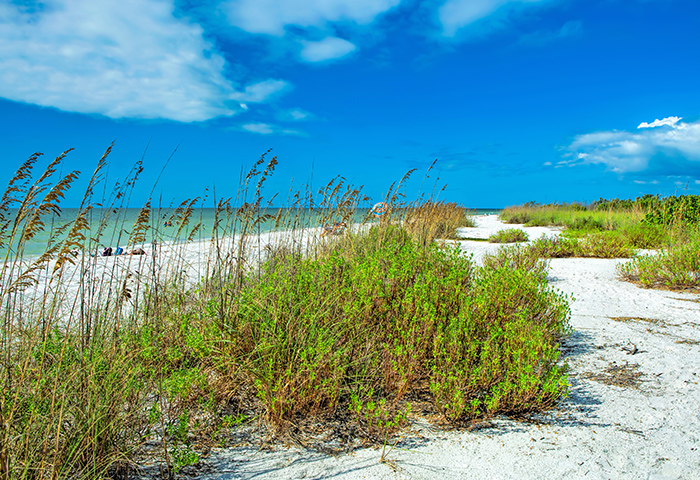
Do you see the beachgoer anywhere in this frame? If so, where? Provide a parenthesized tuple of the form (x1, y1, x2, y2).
(101, 247, 112, 257)
(321, 221, 348, 237)
(115, 247, 124, 255)
(131, 247, 145, 255)
(333, 221, 347, 235)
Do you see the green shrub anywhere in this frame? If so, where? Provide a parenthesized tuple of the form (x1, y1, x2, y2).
(483, 244, 548, 281)
(220, 227, 570, 431)
(644, 195, 700, 226)
(568, 216, 605, 232)
(530, 233, 633, 259)
(529, 236, 581, 258)
(619, 223, 668, 249)
(430, 264, 570, 421)
(488, 229, 529, 243)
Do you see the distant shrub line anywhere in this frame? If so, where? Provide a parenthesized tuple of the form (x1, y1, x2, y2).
(500, 197, 700, 289)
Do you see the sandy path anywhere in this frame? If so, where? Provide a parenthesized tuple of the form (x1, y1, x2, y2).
(195, 215, 700, 480)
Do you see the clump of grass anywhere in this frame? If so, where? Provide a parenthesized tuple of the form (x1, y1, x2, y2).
(488, 228, 528, 243)
(529, 232, 633, 259)
(563, 223, 668, 250)
(617, 238, 700, 290)
(463, 212, 476, 228)
(403, 201, 471, 246)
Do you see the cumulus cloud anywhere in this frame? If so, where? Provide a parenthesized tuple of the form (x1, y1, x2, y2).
(300, 37, 357, 62)
(638, 116, 682, 129)
(438, 0, 547, 37)
(563, 117, 700, 175)
(223, 0, 400, 36)
(0, 0, 286, 122)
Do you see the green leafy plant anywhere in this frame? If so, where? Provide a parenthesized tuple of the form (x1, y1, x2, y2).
(488, 228, 529, 243)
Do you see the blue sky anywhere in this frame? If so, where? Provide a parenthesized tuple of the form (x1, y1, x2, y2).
(1, 0, 699, 208)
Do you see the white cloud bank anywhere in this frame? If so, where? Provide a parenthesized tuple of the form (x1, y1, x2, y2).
(300, 37, 357, 62)
(438, 0, 548, 37)
(223, 0, 400, 36)
(564, 116, 700, 174)
(0, 0, 287, 122)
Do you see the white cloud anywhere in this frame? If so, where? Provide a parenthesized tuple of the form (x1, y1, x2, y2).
(638, 116, 682, 129)
(0, 0, 287, 122)
(564, 117, 700, 174)
(279, 108, 314, 121)
(300, 37, 357, 62)
(230, 79, 290, 102)
(242, 123, 274, 134)
(438, 0, 547, 37)
(240, 122, 304, 136)
(223, 0, 400, 36)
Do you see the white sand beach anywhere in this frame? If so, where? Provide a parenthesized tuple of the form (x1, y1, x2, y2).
(186, 215, 700, 480)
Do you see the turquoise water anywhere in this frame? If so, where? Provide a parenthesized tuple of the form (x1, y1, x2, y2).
(2, 207, 501, 260)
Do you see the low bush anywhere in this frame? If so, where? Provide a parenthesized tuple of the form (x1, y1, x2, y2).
(530, 233, 633, 259)
(619, 223, 668, 249)
(218, 226, 570, 431)
(617, 239, 700, 290)
(483, 244, 548, 280)
(488, 229, 529, 243)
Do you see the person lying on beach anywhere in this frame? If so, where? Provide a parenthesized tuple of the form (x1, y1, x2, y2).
(321, 221, 348, 237)
(130, 247, 146, 255)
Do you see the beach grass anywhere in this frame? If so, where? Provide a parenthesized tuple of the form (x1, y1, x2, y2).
(0, 147, 572, 478)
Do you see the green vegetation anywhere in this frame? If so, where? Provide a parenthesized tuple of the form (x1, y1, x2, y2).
(501, 197, 700, 291)
(500, 201, 645, 232)
(403, 201, 473, 246)
(488, 228, 529, 243)
(529, 233, 634, 259)
(0, 147, 571, 479)
(617, 236, 700, 290)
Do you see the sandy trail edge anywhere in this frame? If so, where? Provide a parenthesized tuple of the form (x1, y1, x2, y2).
(171, 215, 700, 480)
